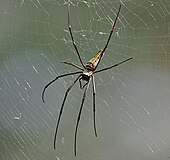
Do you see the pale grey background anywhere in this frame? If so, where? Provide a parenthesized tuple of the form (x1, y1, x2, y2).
(0, 0, 170, 160)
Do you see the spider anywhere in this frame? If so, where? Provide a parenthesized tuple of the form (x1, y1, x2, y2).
(42, 4, 133, 156)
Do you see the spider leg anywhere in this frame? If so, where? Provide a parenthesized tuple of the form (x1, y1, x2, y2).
(95, 4, 122, 69)
(92, 75, 97, 137)
(68, 4, 85, 69)
(94, 57, 133, 74)
(61, 61, 84, 71)
(79, 77, 89, 89)
(54, 74, 82, 150)
(102, 4, 122, 53)
(74, 78, 91, 156)
(78, 77, 82, 89)
(42, 71, 82, 103)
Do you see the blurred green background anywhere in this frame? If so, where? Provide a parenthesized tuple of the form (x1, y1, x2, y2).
(0, 0, 170, 160)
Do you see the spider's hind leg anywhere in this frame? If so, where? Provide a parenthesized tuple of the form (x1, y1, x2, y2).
(60, 61, 84, 71)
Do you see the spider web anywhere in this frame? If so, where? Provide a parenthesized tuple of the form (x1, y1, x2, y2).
(1, 0, 170, 160)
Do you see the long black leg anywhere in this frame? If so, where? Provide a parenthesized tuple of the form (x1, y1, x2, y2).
(61, 61, 84, 71)
(79, 78, 89, 89)
(94, 57, 133, 74)
(42, 71, 82, 103)
(68, 4, 86, 69)
(74, 78, 91, 156)
(102, 4, 122, 53)
(54, 74, 82, 150)
(95, 4, 122, 69)
(91, 75, 97, 137)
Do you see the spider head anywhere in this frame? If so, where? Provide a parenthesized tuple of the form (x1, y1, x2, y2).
(78, 71, 93, 89)
(81, 74, 90, 81)
(81, 71, 93, 81)
(79, 72, 92, 89)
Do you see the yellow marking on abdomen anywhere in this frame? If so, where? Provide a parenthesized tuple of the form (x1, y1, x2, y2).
(88, 49, 103, 64)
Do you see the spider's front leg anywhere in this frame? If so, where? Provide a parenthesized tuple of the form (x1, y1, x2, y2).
(74, 77, 91, 156)
(54, 74, 82, 149)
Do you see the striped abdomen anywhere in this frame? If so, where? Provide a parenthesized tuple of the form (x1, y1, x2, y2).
(85, 49, 104, 71)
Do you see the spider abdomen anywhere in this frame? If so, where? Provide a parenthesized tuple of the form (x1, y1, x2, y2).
(85, 62, 95, 71)
(85, 49, 104, 71)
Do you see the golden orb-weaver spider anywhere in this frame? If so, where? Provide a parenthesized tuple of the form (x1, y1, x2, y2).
(42, 4, 133, 156)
